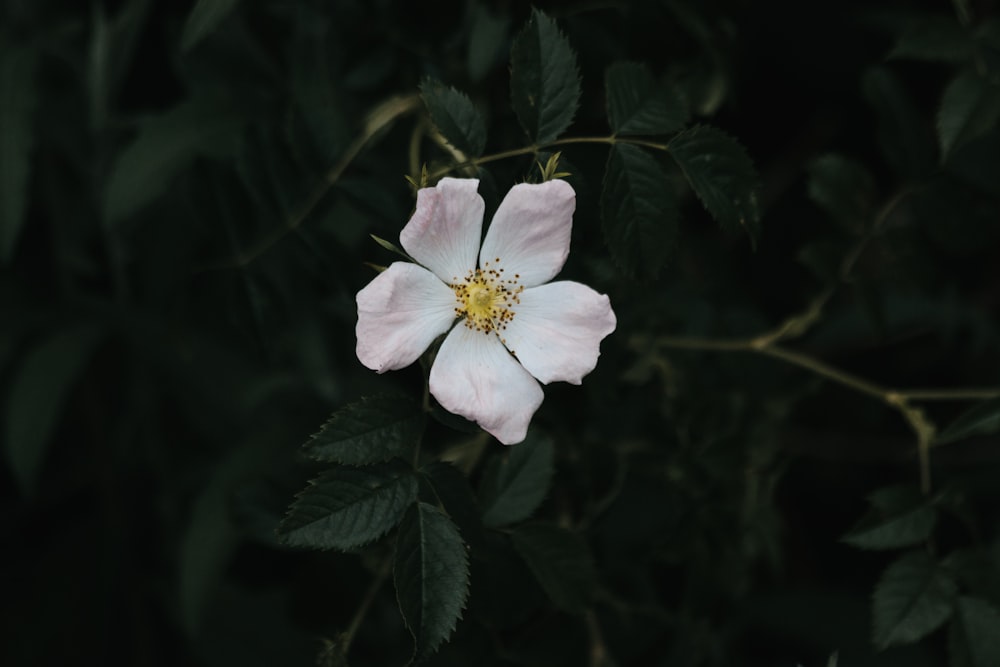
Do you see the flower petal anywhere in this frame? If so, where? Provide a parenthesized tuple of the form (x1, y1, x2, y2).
(400, 178, 484, 283)
(501, 281, 616, 385)
(356, 262, 458, 372)
(479, 179, 575, 287)
(429, 325, 543, 445)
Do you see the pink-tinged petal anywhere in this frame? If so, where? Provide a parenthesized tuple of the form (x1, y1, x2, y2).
(356, 262, 458, 373)
(479, 179, 575, 287)
(501, 281, 616, 385)
(400, 178, 484, 283)
(429, 325, 543, 445)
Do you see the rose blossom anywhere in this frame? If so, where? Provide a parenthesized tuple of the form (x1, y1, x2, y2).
(356, 177, 616, 444)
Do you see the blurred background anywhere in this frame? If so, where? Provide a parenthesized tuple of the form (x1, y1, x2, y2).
(2, 0, 1000, 665)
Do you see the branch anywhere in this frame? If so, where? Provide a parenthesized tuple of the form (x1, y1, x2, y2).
(638, 327, 1000, 494)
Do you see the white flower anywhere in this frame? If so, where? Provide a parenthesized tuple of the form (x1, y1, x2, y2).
(355, 177, 616, 444)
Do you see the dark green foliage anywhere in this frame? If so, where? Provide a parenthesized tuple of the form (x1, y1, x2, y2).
(841, 486, 938, 550)
(278, 461, 418, 550)
(479, 430, 555, 528)
(863, 67, 937, 179)
(937, 397, 1000, 444)
(668, 125, 760, 238)
(889, 15, 972, 62)
(0, 44, 35, 263)
(303, 394, 423, 465)
(181, 0, 242, 52)
(3, 325, 104, 494)
(420, 461, 485, 548)
(872, 551, 958, 648)
(601, 143, 679, 279)
(510, 521, 597, 612)
(394, 502, 469, 659)
(806, 153, 877, 233)
(605, 62, 688, 136)
(509, 8, 580, 143)
(104, 97, 247, 225)
(937, 70, 1000, 159)
(949, 597, 1000, 667)
(6, 1, 1000, 665)
(419, 78, 487, 158)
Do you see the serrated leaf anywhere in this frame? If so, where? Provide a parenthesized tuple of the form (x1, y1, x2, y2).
(806, 153, 877, 233)
(105, 98, 245, 225)
(841, 485, 938, 550)
(181, 0, 242, 52)
(510, 521, 597, 612)
(0, 45, 36, 264)
(668, 125, 760, 238)
(419, 78, 486, 157)
(303, 395, 423, 465)
(872, 550, 958, 649)
(479, 430, 554, 528)
(509, 9, 580, 143)
(278, 461, 417, 550)
(936, 397, 1000, 445)
(4, 324, 104, 495)
(394, 501, 469, 660)
(605, 62, 687, 136)
(601, 143, 678, 280)
(421, 462, 485, 548)
(948, 596, 1000, 667)
(890, 16, 972, 63)
(937, 70, 1000, 159)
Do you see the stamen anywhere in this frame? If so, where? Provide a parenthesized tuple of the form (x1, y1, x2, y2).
(451, 259, 523, 335)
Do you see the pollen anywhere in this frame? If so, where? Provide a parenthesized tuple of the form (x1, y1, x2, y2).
(452, 259, 523, 335)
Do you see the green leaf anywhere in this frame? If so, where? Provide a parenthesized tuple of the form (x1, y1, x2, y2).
(841, 485, 938, 550)
(278, 461, 418, 550)
(303, 395, 423, 465)
(890, 16, 972, 63)
(862, 67, 936, 180)
(178, 441, 268, 636)
(466, 5, 509, 82)
(509, 8, 580, 143)
(510, 521, 597, 612)
(937, 70, 1000, 159)
(0, 45, 37, 264)
(949, 596, 1000, 667)
(104, 97, 245, 225)
(181, 0, 242, 52)
(872, 550, 958, 649)
(601, 143, 679, 280)
(419, 78, 486, 157)
(945, 129, 1000, 195)
(806, 153, 877, 233)
(421, 462, 485, 548)
(479, 430, 555, 528)
(394, 502, 469, 660)
(668, 125, 760, 238)
(936, 397, 1000, 445)
(605, 62, 687, 136)
(4, 324, 104, 495)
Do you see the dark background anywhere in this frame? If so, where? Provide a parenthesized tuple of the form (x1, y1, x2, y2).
(3, 0, 999, 665)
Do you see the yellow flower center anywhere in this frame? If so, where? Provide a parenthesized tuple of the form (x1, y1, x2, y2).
(451, 259, 523, 337)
